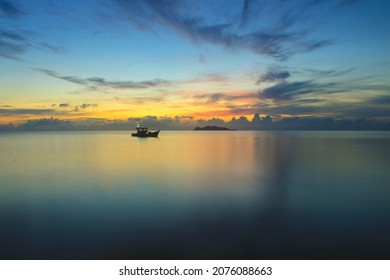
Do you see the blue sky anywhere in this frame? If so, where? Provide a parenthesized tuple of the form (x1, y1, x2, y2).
(0, 0, 389, 129)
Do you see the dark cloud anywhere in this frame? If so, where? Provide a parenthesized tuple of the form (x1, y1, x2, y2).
(80, 103, 98, 109)
(38, 69, 87, 86)
(198, 53, 207, 64)
(257, 68, 290, 84)
(300, 39, 332, 53)
(368, 95, 390, 105)
(256, 65, 358, 101)
(0, 29, 29, 59)
(255, 65, 355, 86)
(39, 42, 66, 55)
(0, 0, 23, 18)
(240, 0, 251, 26)
(74, 103, 98, 112)
(302, 67, 356, 78)
(341, 106, 390, 119)
(240, 95, 390, 119)
(176, 115, 193, 119)
(0, 108, 55, 115)
(254, 64, 390, 119)
(86, 76, 169, 88)
(16, 118, 72, 131)
(0, 2, 67, 59)
(0, 2, 62, 59)
(266, 116, 389, 130)
(127, 117, 143, 122)
(232, 114, 389, 130)
(54, 102, 99, 112)
(185, 74, 228, 84)
(0, 0, 31, 60)
(258, 75, 389, 103)
(230, 116, 252, 128)
(0, 123, 15, 131)
(1, 0, 354, 61)
(194, 93, 225, 104)
(194, 92, 257, 104)
(38, 68, 170, 91)
(7, 114, 388, 131)
(0, 29, 66, 60)
(196, 117, 227, 127)
(259, 81, 338, 100)
(206, 93, 225, 104)
(1, 0, 357, 61)
(115, 0, 347, 60)
(294, 98, 323, 104)
(4, 115, 194, 131)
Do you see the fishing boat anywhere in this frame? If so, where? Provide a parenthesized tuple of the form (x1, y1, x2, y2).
(131, 125, 160, 137)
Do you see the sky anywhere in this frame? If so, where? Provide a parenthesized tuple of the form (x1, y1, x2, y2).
(0, 0, 389, 129)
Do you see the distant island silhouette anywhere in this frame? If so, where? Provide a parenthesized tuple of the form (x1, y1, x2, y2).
(194, 126, 236, 131)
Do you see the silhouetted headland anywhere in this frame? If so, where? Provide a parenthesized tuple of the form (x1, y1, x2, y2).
(194, 126, 236, 131)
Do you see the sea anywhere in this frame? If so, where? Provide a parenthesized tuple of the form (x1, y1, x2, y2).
(0, 131, 389, 259)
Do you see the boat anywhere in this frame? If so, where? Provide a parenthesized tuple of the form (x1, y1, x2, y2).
(131, 126, 160, 137)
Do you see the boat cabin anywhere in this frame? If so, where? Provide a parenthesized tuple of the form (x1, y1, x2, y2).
(135, 127, 148, 136)
(137, 127, 148, 132)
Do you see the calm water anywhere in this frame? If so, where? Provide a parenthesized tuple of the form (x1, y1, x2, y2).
(0, 131, 389, 259)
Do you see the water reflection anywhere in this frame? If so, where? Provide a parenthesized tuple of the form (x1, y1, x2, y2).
(0, 131, 389, 259)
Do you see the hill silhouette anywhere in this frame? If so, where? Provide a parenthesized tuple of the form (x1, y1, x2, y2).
(194, 125, 236, 131)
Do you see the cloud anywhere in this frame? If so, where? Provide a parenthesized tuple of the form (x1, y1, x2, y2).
(114, 0, 347, 60)
(256, 65, 356, 86)
(0, 2, 69, 60)
(194, 93, 225, 104)
(236, 95, 390, 119)
(39, 42, 67, 55)
(7, 114, 389, 131)
(16, 118, 72, 131)
(80, 103, 98, 109)
(196, 117, 226, 127)
(0, 108, 55, 115)
(301, 67, 356, 78)
(0, 0, 357, 61)
(185, 74, 228, 84)
(194, 92, 257, 104)
(368, 95, 390, 105)
(198, 53, 207, 64)
(0, 29, 29, 59)
(259, 81, 339, 101)
(0, 29, 66, 60)
(38, 68, 170, 91)
(294, 98, 324, 104)
(55, 102, 98, 112)
(5, 115, 212, 130)
(257, 68, 291, 84)
(74, 103, 98, 111)
(207, 93, 225, 103)
(257, 73, 389, 103)
(255, 64, 362, 102)
(87, 77, 169, 89)
(12, 115, 194, 131)
(240, 0, 251, 26)
(0, 0, 23, 18)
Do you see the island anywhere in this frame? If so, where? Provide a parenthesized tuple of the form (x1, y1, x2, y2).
(194, 126, 236, 131)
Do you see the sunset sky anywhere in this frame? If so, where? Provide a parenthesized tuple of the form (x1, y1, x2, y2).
(0, 0, 389, 128)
